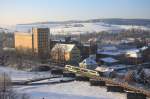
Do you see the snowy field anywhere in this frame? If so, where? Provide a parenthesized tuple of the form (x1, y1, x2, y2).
(0, 66, 51, 81)
(0, 66, 127, 99)
(14, 22, 150, 35)
(15, 81, 127, 99)
(1, 66, 149, 99)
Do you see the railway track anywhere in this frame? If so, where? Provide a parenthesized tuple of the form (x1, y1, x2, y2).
(65, 65, 150, 98)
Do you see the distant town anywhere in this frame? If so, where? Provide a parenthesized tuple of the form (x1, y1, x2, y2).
(0, 19, 150, 99)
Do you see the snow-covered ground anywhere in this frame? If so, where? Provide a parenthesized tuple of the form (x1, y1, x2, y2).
(14, 22, 150, 35)
(15, 81, 126, 99)
(0, 65, 126, 99)
(0, 66, 51, 81)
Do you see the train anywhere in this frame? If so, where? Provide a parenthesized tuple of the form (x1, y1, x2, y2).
(65, 65, 99, 76)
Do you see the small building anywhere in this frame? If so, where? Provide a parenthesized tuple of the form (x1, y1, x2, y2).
(95, 66, 114, 77)
(124, 47, 147, 65)
(51, 43, 80, 64)
(79, 55, 98, 70)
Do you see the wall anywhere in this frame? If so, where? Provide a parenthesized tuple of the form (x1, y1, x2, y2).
(15, 33, 33, 50)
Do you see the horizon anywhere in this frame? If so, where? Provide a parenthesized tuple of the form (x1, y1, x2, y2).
(0, 0, 150, 25)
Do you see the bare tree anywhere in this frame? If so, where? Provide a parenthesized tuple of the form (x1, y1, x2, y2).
(51, 45, 65, 65)
(124, 71, 135, 83)
(0, 73, 30, 99)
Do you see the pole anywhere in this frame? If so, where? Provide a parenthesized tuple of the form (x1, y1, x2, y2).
(3, 72, 5, 99)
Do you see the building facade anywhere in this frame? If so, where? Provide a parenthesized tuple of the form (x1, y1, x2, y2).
(51, 43, 80, 64)
(15, 28, 49, 57)
(15, 32, 33, 50)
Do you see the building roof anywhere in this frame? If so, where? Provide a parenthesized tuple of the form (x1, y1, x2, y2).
(125, 46, 148, 58)
(51, 43, 75, 52)
(97, 51, 122, 56)
(100, 57, 118, 63)
(95, 66, 114, 72)
(97, 45, 122, 56)
(81, 56, 97, 66)
(15, 32, 32, 36)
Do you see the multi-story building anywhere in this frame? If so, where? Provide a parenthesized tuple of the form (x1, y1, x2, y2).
(32, 28, 49, 56)
(15, 28, 49, 57)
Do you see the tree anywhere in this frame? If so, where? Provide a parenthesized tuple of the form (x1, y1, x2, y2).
(124, 71, 136, 83)
(0, 73, 30, 99)
(51, 45, 65, 65)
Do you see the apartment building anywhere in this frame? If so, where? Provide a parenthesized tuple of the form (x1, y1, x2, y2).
(15, 28, 49, 57)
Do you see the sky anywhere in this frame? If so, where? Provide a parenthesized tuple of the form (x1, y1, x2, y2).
(0, 0, 150, 25)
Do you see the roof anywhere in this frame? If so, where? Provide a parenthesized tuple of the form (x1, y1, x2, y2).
(51, 39, 66, 42)
(97, 50, 122, 56)
(95, 66, 114, 72)
(81, 57, 97, 66)
(100, 57, 118, 63)
(125, 46, 148, 58)
(15, 32, 32, 36)
(97, 45, 122, 56)
(51, 43, 75, 52)
(102, 46, 117, 51)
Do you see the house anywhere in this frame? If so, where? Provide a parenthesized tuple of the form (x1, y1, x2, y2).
(124, 46, 148, 65)
(51, 43, 80, 65)
(95, 66, 114, 77)
(79, 55, 98, 70)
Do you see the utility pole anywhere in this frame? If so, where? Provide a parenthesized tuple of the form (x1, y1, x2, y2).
(3, 72, 6, 99)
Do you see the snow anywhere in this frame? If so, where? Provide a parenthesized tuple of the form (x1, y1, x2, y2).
(97, 45, 122, 56)
(143, 69, 150, 77)
(125, 46, 148, 57)
(0, 66, 51, 81)
(125, 46, 148, 58)
(0, 65, 127, 99)
(101, 46, 118, 51)
(79, 55, 98, 69)
(14, 22, 150, 35)
(1, 22, 150, 34)
(100, 57, 118, 63)
(97, 51, 122, 56)
(30, 77, 75, 85)
(141, 46, 148, 51)
(80, 57, 97, 66)
(95, 66, 114, 73)
(15, 81, 126, 99)
(109, 65, 131, 71)
(51, 43, 75, 52)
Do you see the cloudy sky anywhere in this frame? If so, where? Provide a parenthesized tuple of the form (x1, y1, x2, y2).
(0, 0, 150, 25)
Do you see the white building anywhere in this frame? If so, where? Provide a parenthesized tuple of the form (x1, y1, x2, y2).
(79, 55, 98, 70)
